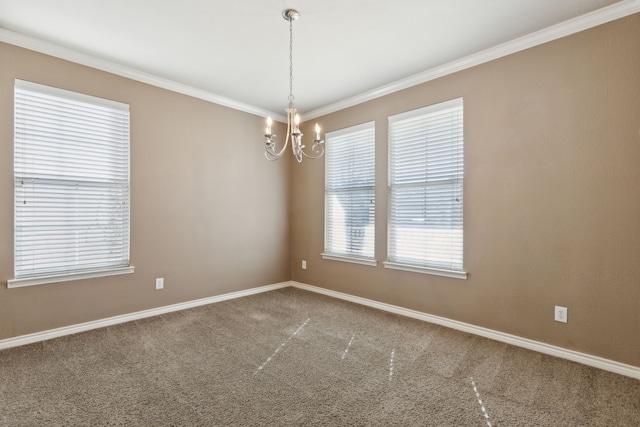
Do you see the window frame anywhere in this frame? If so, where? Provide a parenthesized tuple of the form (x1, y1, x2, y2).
(8, 80, 134, 288)
(322, 121, 377, 266)
(384, 98, 466, 279)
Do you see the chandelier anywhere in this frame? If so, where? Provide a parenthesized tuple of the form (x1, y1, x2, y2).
(263, 9, 324, 163)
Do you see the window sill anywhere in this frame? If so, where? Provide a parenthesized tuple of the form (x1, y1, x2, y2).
(383, 261, 467, 280)
(321, 253, 378, 267)
(7, 266, 135, 288)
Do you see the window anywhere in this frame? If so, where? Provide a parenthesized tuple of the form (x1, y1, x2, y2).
(386, 98, 466, 279)
(9, 80, 133, 288)
(323, 122, 376, 265)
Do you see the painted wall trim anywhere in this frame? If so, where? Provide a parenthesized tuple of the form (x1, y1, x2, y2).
(304, 0, 640, 120)
(7, 266, 135, 288)
(290, 281, 640, 380)
(0, 281, 291, 351)
(2, 279, 638, 380)
(2, 1, 638, 123)
(0, 28, 286, 123)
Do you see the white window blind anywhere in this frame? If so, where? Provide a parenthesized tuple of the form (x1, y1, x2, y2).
(387, 98, 465, 278)
(323, 122, 376, 263)
(12, 80, 131, 286)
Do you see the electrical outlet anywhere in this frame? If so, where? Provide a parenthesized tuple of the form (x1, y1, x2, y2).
(155, 278, 164, 290)
(554, 306, 567, 323)
(302, 260, 307, 270)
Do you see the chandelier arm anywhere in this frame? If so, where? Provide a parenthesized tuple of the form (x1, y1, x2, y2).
(265, 141, 286, 160)
(264, 124, 291, 160)
(300, 142, 325, 159)
(280, 130, 293, 157)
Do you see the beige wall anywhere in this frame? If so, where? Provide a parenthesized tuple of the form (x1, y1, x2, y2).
(0, 42, 291, 340)
(291, 15, 640, 367)
(1, 14, 638, 369)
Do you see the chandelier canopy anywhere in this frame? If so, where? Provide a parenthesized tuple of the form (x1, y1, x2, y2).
(263, 9, 324, 163)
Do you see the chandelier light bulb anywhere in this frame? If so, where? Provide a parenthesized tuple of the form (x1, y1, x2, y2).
(294, 113, 301, 132)
(266, 116, 272, 135)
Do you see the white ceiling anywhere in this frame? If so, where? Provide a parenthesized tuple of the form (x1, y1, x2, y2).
(0, 0, 630, 119)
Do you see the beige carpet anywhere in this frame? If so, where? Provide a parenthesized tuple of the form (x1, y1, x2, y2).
(0, 287, 638, 426)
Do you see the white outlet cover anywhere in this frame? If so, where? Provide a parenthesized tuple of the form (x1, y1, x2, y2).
(155, 278, 164, 290)
(554, 306, 567, 323)
(302, 260, 307, 269)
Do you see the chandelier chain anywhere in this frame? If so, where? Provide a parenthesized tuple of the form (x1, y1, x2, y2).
(289, 17, 294, 102)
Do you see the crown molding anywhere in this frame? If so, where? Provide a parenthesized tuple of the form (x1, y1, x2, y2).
(2, 0, 637, 124)
(304, 0, 640, 120)
(0, 28, 286, 122)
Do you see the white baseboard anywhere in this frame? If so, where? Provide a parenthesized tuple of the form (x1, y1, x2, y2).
(291, 281, 640, 380)
(2, 279, 637, 380)
(0, 281, 291, 351)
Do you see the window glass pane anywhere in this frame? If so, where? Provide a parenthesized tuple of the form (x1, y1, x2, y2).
(14, 80, 130, 279)
(325, 122, 375, 259)
(388, 98, 463, 271)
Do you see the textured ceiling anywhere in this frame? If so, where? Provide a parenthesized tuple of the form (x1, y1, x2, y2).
(0, 0, 628, 118)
